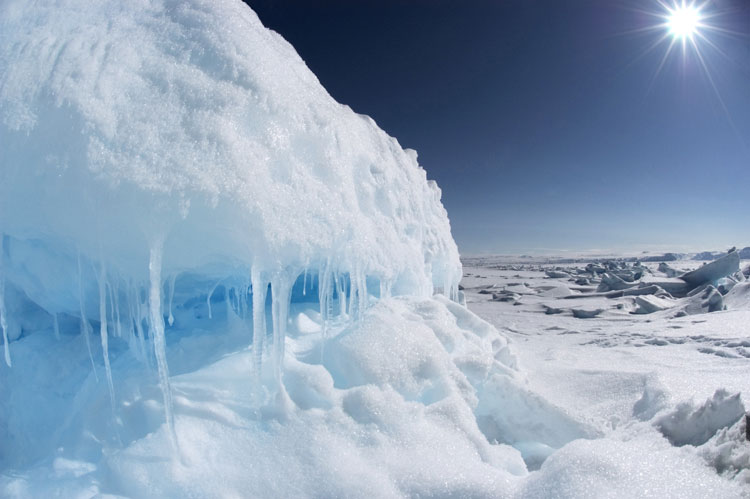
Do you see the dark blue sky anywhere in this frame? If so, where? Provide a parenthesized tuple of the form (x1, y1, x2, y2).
(248, 0, 750, 255)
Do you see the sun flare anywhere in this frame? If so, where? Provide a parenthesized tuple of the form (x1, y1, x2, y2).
(666, 4, 702, 39)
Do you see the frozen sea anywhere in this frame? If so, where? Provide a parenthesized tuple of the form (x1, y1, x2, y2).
(462, 255, 750, 495)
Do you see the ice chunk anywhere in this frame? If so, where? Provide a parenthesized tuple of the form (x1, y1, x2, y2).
(655, 389, 745, 447)
(571, 308, 604, 319)
(596, 272, 636, 292)
(640, 276, 690, 297)
(633, 294, 675, 314)
(723, 282, 750, 310)
(544, 270, 569, 279)
(697, 412, 750, 483)
(681, 251, 740, 288)
(658, 262, 682, 278)
(674, 285, 725, 316)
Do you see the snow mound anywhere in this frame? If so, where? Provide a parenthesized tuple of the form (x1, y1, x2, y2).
(516, 433, 744, 498)
(0, 0, 460, 451)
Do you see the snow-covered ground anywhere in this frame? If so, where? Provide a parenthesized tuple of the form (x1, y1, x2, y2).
(463, 256, 750, 495)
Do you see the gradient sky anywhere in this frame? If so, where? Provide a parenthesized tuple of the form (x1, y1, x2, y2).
(247, 0, 750, 255)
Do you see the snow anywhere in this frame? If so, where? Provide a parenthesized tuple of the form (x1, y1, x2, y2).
(463, 258, 750, 494)
(0, 0, 459, 457)
(1, 0, 749, 496)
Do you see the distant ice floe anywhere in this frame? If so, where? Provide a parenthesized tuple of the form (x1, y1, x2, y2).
(465, 248, 749, 320)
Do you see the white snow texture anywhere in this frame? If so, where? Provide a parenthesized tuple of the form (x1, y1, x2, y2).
(1, 0, 747, 498)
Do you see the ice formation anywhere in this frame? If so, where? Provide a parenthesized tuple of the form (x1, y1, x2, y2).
(0, 0, 459, 423)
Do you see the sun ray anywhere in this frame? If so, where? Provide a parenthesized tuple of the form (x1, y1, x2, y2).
(691, 38, 734, 125)
(645, 37, 678, 96)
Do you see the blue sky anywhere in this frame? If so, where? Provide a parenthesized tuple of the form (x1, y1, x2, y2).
(248, 0, 750, 255)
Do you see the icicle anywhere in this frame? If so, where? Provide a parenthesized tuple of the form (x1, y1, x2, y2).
(355, 268, 368, 319)
(53, 312, 60, 340)
(251, 267, 268, 388)
(302, 267, 307, 296)
(318, 259, 333, 325)
(105, 281, 117, 337)
(348, 265, 365, 319)
(149, 240, 178, 450)
(167, 273, 176, 326)
(124, 288, 137, 355)
(98, 264, 116, 418)
(132, 285, 148, 365)
(270, 272, 292, 389)
(241, 283, 249, 320)
(0, 234, 10, 367)
(78, 255, 98, 381)
(347, 270, 356, 318)
(335, 272, 346, 318)
(206, 278, 222, 319)
(113, 282, 122, 338)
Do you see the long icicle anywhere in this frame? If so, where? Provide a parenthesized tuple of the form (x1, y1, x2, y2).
(78, 254, 98, 381)
(111, 281, 122, 338)
(0, 234, 10, 367)
(270, 272, 292, 390)
(98, 264, 116, 418)
(149, 240, 178, 451)
(132, 284, 148, 365)
(206, 277, 222, 320)
(251, 267, 267, 393)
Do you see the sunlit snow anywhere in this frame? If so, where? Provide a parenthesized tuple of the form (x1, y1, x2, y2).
(0, 0, 748, 497)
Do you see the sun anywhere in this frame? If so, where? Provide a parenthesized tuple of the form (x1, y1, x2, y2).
(623, 0, 745, 136)
(666, 4, 702, 39)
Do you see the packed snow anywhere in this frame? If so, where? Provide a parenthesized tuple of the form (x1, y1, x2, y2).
(1, 0, 748, 497)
